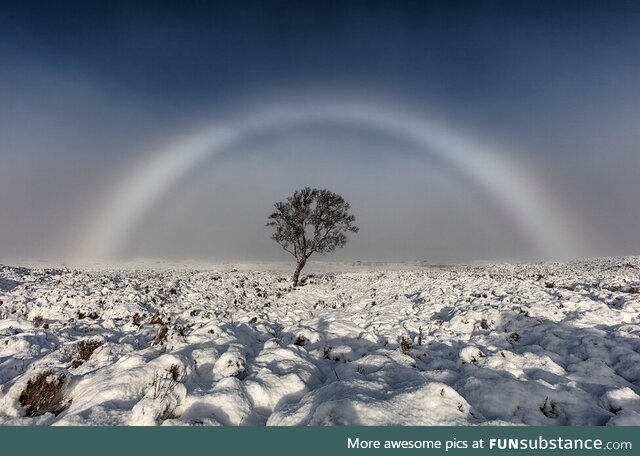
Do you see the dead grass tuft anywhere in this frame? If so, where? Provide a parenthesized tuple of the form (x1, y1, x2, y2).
(132, 312, 143, 327)
(168, 364, 182, 382)
(19, 371, 67, 417)
(149, 314, 166, 325)
(153, 325, 169, 345)
(70, 339, 103, 368)
(149, 367, 182, 400)
(400, 336, 412, 355)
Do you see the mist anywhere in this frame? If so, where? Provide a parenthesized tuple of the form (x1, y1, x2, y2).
(2, 1, 640, 263)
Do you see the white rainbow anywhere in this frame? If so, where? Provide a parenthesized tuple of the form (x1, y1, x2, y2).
(74, 101, 578, 260)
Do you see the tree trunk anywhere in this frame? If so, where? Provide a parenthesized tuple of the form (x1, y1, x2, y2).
(292, 259, 306, 286)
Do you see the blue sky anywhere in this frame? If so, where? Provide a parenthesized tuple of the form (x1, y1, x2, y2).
(1, 1, 639, 261)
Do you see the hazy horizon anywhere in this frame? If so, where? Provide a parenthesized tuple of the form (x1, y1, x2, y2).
(2, 1, 640, 263)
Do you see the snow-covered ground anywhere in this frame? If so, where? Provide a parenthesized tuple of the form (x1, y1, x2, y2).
(1, 257, 639, 426)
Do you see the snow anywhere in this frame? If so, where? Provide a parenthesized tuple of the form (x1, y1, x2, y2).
(1, 257, 639, 425)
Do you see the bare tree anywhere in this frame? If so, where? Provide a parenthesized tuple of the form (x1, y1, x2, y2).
(267, 188, 359, 286)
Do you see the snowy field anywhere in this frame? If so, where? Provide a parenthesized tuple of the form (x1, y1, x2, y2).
(1, 257, 640, 426)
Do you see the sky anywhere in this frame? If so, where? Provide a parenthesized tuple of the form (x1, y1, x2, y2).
(1, 0, 639, 263)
